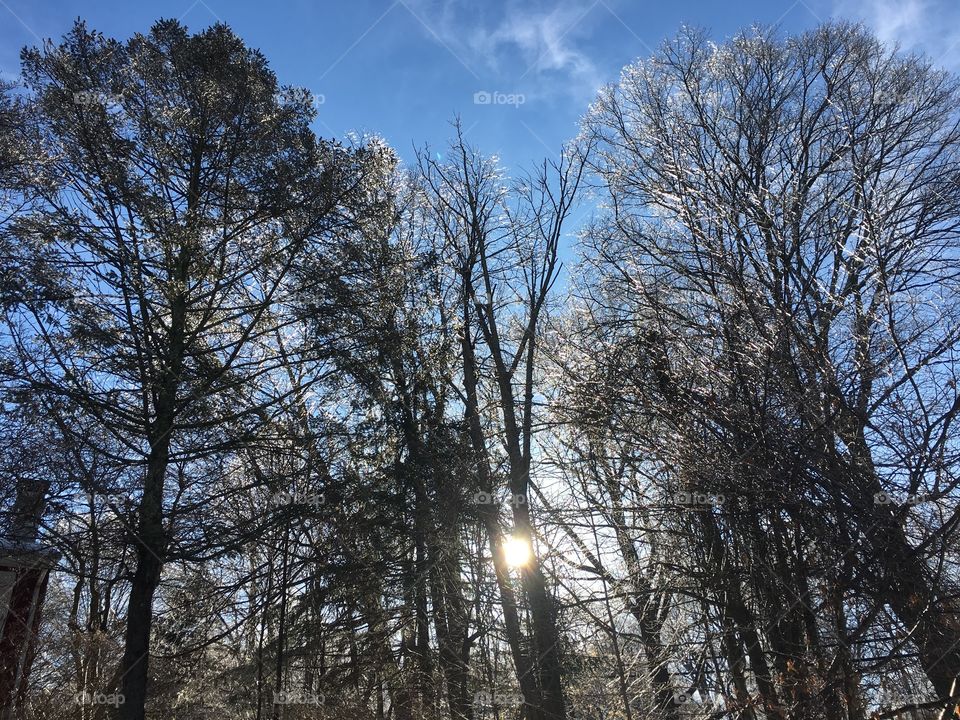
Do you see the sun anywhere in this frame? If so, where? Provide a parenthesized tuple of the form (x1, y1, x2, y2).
(502, 535, 533, 568)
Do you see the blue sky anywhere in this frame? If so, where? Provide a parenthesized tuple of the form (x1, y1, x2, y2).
(1, 0, 959, 171)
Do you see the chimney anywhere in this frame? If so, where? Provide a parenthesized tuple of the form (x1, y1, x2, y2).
(7, 480, 48, 545)
(0, 479, 58, 718)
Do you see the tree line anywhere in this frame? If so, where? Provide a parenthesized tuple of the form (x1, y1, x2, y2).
(1, 17, 959, 720)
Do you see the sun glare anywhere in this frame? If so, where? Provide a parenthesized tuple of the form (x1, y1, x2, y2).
(502, 535, 533, 568)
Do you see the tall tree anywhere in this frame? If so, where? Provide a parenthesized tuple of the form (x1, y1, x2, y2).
(420, 125, 586, 720)
(4, 20, 380, 719)
(578, 21, 960, 718)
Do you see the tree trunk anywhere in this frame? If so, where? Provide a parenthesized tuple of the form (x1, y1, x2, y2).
(119, 274, 186, 718)
(459, 300, 543, 717)
(118, 449, 168, 720)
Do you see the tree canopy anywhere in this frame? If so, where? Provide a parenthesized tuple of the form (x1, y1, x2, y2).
(2, 17, 960, 720)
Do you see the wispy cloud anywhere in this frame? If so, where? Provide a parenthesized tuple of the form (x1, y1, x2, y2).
(833, 0, 960, 70)
(403, 0, 605, 101)
(472, 3, 600, 80)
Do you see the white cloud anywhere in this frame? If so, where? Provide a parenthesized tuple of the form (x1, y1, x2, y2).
(833, 0, 960, 70)
(472, 3, 600, 79)
(403, 0, 604, 100)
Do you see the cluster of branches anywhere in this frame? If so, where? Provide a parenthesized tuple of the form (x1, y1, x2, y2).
(1, 17, 959, 720)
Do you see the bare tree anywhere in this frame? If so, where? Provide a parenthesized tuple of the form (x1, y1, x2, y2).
(418, 123, 586, 720)
(575, 21, 960, 719)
